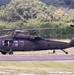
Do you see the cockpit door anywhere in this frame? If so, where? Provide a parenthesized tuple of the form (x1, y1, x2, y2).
(2, 40, 10, 47)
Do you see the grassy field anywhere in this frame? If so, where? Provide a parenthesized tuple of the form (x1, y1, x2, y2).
(0, 62, 74, 75)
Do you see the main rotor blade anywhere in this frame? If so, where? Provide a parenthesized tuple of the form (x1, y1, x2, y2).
(3, 27, 57, 32)
(26, 28, 57, 31)
(4, 29, 13, 31)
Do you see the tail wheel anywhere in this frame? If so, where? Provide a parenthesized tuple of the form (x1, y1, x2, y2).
(1, 52, 7, 55)
(53, 50, 55, 53)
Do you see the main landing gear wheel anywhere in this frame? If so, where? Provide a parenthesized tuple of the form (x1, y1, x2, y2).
(65, 52, 68, 54)
(1, 52, 7, 55)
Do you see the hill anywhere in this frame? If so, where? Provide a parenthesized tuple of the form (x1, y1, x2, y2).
(0, 0, 73, 23)
(0, 0, 74, 37)
(40, 0, 74, 8)
(0, 0, 74, 8)
(0, 0, 11, 6)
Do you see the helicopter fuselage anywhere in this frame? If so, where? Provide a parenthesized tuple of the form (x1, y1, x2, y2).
(0, 33, 73, 55)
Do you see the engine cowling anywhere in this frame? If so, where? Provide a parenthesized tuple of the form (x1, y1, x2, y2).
(13, 34, 36, 40)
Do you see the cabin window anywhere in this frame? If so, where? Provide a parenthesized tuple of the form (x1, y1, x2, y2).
(13, 41, 18, 47)
(19, 41, 24, 46)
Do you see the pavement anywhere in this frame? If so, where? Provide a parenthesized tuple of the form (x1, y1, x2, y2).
(0, 55, 74, 61)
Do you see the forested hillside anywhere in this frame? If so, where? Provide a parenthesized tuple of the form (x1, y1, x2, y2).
(40, 0, 74, 8)
(0, 0, 74, 38)
(0, 0, 11, 6)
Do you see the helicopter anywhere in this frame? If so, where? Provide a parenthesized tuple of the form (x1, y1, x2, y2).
(0, 27, 74, 55)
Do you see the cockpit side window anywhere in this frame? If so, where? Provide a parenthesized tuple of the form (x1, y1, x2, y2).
(2, 40, 9, 47)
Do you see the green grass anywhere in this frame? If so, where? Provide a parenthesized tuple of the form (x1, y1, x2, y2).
(0, 62, 74, 75)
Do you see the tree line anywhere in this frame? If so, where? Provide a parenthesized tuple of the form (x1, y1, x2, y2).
(0, 0, 74, 39)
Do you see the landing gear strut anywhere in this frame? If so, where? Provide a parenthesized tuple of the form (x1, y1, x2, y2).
(61, 49, 68, 54)
(8, 49, 13, 55)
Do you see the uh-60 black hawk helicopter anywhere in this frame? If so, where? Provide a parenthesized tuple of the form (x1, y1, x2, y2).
(0, 27, 74, 55)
